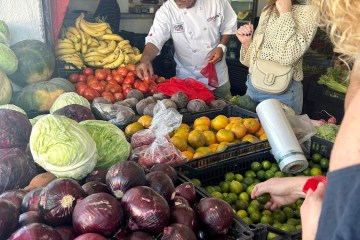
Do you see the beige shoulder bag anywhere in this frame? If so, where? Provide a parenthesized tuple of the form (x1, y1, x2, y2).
(251, 12, 294, 94)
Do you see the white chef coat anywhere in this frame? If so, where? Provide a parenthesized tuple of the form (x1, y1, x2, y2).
(145, 0, 237, 89)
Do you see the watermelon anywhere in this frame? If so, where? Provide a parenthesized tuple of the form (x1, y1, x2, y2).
(10, 40, 55, 87)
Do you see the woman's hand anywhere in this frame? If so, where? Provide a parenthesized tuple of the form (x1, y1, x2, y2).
(236, 22, 254, 48)
(275, 0, 292, 14)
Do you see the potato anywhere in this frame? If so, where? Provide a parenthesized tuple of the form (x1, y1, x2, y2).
(143, 103, 157, 116)
(23, 172, 57, 191)
(126, 89, 144, 101)
(186, 99, 209, 112)
(161, 99, 177, 109)
(209, 99, 227, 109)
(115, 98, 139, 110)
(171, 91, 189, 109)
(153, 92, 170, 100)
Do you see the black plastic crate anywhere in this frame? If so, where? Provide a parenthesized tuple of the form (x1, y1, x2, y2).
(55, 60, 83, 79)
(310, 136, 333, 159)
(177, 174, 254, 240)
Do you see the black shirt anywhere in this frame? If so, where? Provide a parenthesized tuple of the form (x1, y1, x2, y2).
(94, 0, 121, 33)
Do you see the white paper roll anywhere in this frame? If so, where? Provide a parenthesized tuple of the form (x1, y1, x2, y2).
(256, 99, 308, 173)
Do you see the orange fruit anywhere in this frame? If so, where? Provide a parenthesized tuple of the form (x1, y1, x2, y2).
(182, 151, 194, 160)
(217, 142, 229, 152)
(255, 126, 265, 138)
(194, 124, 210, 132)
(225, 123, 236, 130)
(186, 145, 195, 153)
(178, 123, 191, 131)
(216, 129, 235, 143)
(173, 129, 189, 140)
(228, 117, 243, 124)
(125, 122, 144, 137)
(137, 115, 153, 128)
(193, 116, 211, 128)
(259, 133, 268, 141)
(241, 134, 260, 143)
(188, 130, 206, 149)
(203, 130, 217, 146)
(230, 123, 248, 139)
(243, 118, 261, 134)
(209, 143, 219, 152)
(196, 147, 213, 154)
(193, 151, 209, 159)
(171, 136, 188, 151)
(211, 115, 229, 131)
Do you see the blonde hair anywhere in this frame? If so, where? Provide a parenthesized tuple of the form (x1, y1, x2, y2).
(313, 0, 360, 63)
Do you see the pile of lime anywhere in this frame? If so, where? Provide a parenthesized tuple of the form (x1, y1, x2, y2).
(191, 152, 329, 239)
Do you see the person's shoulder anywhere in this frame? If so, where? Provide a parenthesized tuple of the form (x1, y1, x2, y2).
(293, 4, 319, 18)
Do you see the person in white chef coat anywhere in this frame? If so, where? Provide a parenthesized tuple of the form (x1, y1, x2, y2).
(136, 0, 237, 98)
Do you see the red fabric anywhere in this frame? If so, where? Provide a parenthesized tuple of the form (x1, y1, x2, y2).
(302, 176, 328, 194)
(156, 77, 215, 104)
(200, 63, 219, 88)
(51, 0, 70, 45)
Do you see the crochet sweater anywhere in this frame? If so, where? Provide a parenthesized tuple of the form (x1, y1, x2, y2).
(240, 5, 319, 81)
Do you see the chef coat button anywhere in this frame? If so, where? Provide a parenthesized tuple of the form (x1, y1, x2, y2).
(184, 12, 187, 15)
(189, 31, 192, 35)
(193, 50, 197, 53)
(207, 46, 210, 48)
(203, 27, 207, 30)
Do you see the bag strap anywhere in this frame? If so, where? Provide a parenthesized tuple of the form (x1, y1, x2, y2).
(254, 8, 273, 58)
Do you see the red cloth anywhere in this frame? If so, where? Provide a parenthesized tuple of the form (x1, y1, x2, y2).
(200, 63, 219, 88)
(302, 176, 328, 194)
(51, 0, 70, 45)
(156, 77, 215, 104)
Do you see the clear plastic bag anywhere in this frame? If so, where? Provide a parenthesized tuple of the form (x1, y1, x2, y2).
(131, 101, 186, 169)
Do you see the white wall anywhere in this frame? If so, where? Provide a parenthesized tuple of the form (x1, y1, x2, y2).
(0, 0, 45, 44)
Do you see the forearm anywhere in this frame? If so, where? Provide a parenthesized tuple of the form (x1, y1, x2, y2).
(219, 35, 232, 46)
(290, 176, 310, 199)
(344, 60, 360, 110)
(140, 42, 160, 63)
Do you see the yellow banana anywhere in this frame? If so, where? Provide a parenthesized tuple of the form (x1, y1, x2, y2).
(132, 47, 140, 55)
(98, 48, 121, 65)
(75, 15, 82, 30)
(103, 50, 125, 68)
(122, 47, 134, 54)
(55, 48, 77, 56)
(89, 38, 99, 47)
(56, 42, 74, 49)
(134, 54, 142, 63)
(87, 47, 98, 53)
(127, 54, 136, 64)
(97, 40, 108, 50)
(100, 34, 124, 41)
(98, 40, 117, 54)
(82, 21, 108, 31)
(58, 38, 74, 44)
(123, 53, 130, 65)
(79, 30, 87, 54)
(105, 28, 112, 34)
(84, 51, 106, 58)
(58, 54, 82, 61)
(118, 40, 130, 48)
(67, 27, 81, 39)
(79, 18, 106, 37)
(65, 31, 80, 43)
(84, 55, 105, 62)
(74, 42, 81, 52)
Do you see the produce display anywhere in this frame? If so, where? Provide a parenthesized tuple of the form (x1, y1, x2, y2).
(56, 14, 142, 69)
(317, 66, 349, 93)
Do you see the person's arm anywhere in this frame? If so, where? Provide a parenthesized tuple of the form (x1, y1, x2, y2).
(208, 34, 232, 64)
(344, 60, 360, 110)
(136, 43, 160, 80)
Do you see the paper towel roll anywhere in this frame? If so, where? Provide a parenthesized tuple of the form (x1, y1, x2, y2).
(256, 99, 308, 173)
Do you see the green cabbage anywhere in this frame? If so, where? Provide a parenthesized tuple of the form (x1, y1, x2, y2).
(80, 120, 131, 168)
(29, 114, 48, 126)
(30, 115, 98, 180)
(315, 123, 339, 142)
(50, 92, 90, 114)
(0, 104, 26, 115)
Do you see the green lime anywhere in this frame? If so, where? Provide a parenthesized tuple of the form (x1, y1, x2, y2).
(267, 232, 278, 239)
(246, 184, 256, 196)
(261, 214, 274, 225)
(235, 173, 244, 182)
(241, 183, 248, 191)
(251, 161, 262, 172)
(222, 192, 228, 198)
(205, 186, 215, 194)
(284, 203, 297, 210)
(224, 196, 233, 205)
(264, 170, 275, 180)
(287, 218, 300, 226)
(220, 181, 230, 193)
(270, 163, 280, 173)
(272, 209, 287, 223)
(302, 168, 311, 176)
(256, 170, 266, 181)
(256, 193, 270, 204)
(253, 179, 261, 184)
(273, 222, 283, 229)
(243, 176, 254, 186)
(236, 209, 248, 218)
(311, 153, 323, 163)
(262, 209, 272, 216)
(191, 178, 201, 187)
(228, 192, 239, 203)
(239, 192, 250, 202)
(261, 160, 272, 170)
(250, 199, 263, 211)
(224, 172, 235, 181)
(213, 185, 222, 192)
(242, 217, 253, 224)
(250, 211, 262, 224)
(245, 170, 256, 178)
(236, 199, 249, 210)
(294, 209, 301, 218)
(320, 158, 329, 170)
(312, 164, 322, 169)
(308, 161, 314, 168)
(229, 180, 243, 194)
(295, 225, 302, 230)
(310, 167, 323, 176)
(211, 191, 223, 199)
(274, 171, 285, 178)
(247, 205, 259, 215)
(282, 207, 294, 219)
(280, 224, 296, 233)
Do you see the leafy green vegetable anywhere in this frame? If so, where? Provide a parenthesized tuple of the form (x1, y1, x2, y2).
(228, 95, 257, 112)
(317, 66, 349, 93)
(30, 115, 98, 180)
(50, 92, 90, 114)
(315, 123, 339, 142)
(80, 120, 131, 168)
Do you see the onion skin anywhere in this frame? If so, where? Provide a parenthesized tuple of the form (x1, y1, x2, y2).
(150, 164, 177, 183)
(170, 204, 198, 232)
(172, 182, 196, 206)
(161, 223, 197, 240)
(85, 167, 108, 184)
(169, 196, 190, 208)
(121, 186, 170, 235)
(55, 226, 78, 240)
(0, 189, 26, 211)
(82, 181, 110, 195)
(9, 223, 62, 240)
(146, 171, 175, 201)
(74, 233, 107, 240)
(72, 192, 124, 237)
(21, 188, 43, 213)
(18, 211, 43, 227)
(106, 161, 146, 199)
(0, 199, 19, 238)
(196, 197, 234, 235)
(118, 231, 155, 240)
(38, 178, 87, 226)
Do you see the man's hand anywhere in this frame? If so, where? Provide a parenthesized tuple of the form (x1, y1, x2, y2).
(236, 22, 254, 48)
(208, 47, 224, 64)
(276, 0, 292, 15)
(136, 61, 154, 80)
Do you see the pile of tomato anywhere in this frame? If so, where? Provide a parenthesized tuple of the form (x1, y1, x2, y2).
(68, 63, 167, 103)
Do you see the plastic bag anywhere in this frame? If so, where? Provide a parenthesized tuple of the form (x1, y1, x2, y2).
(131, 101, 186, 169)
(92, 102, 136, 129)
(200, 63, 219, 88)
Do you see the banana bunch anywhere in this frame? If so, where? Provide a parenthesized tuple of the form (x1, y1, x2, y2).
(55, 13, 143, 69)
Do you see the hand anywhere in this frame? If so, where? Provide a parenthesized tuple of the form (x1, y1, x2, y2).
(300, 182, 326, 240)
(251, 177, 308, 210)
(208, 47, 224, 64)
(236, 22, 254, 48)
(275, 0, 292, 14)
(136, 61, 154, 80)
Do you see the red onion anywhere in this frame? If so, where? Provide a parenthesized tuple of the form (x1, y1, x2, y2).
(172, 182, 196, 206)
(72, 192, 124, 237)
(327, 117, 337, 124)
(121, 186, 170, 235)
(161, 223, 197, 240)
(146, 171, 175, 201)
(0, 199, 19, 238)
(169, 196, 190, 208)
(170, 204, 198, 232)
(82, 181, 110, 195)
(55, 226, 78, 240)
(85, 167, 108, 184)
(18, 211, 43, 227)
(9, 223, 62, 240)
(119, 231, 155, 240)
(150, 164, 177, 183)
(39, 178, 87, 226)
(21, 188, 43, 213)
(74, 233, 107, 240)
(106, 161, 146, 199)
(196, 197, 234, 235)
(0, 189, 26, 211)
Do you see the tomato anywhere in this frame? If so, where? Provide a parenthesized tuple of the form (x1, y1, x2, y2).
(149, 84, 158, 94)
(126, 71, 135, 78)
(104, 68, 111, 75)
(126, 63, 136, 72)
(95, 69, 107, 81)
(76, 82, 88, 95)
(117, 66, 128, 77)
(122, 83, 132, 91)
(107, 79, 119, 85)
(136, 81, 149, 94)
(87, 77, 99, 86)
(143, 77, 154, 86)
(156, 76, 167, 84)
(105, 83, 122, 94)
(69, 73, 79, 83)
(83, 88, 100, 101)
(78, 74, 87, 83)
(123, 75, 135, 85)
(105, 74, 113, 82)
(114, 92, 125, 102)
(123, 88, 132, 98)
(83, 67, 94, 76)
(99, 81, 107, 87)
(101, 91, 116, 103)
(133, 79, 142, 89)
(111, 69, 118, 76)
(113, 74, 124, 84)
(89, 82, 105, 94)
